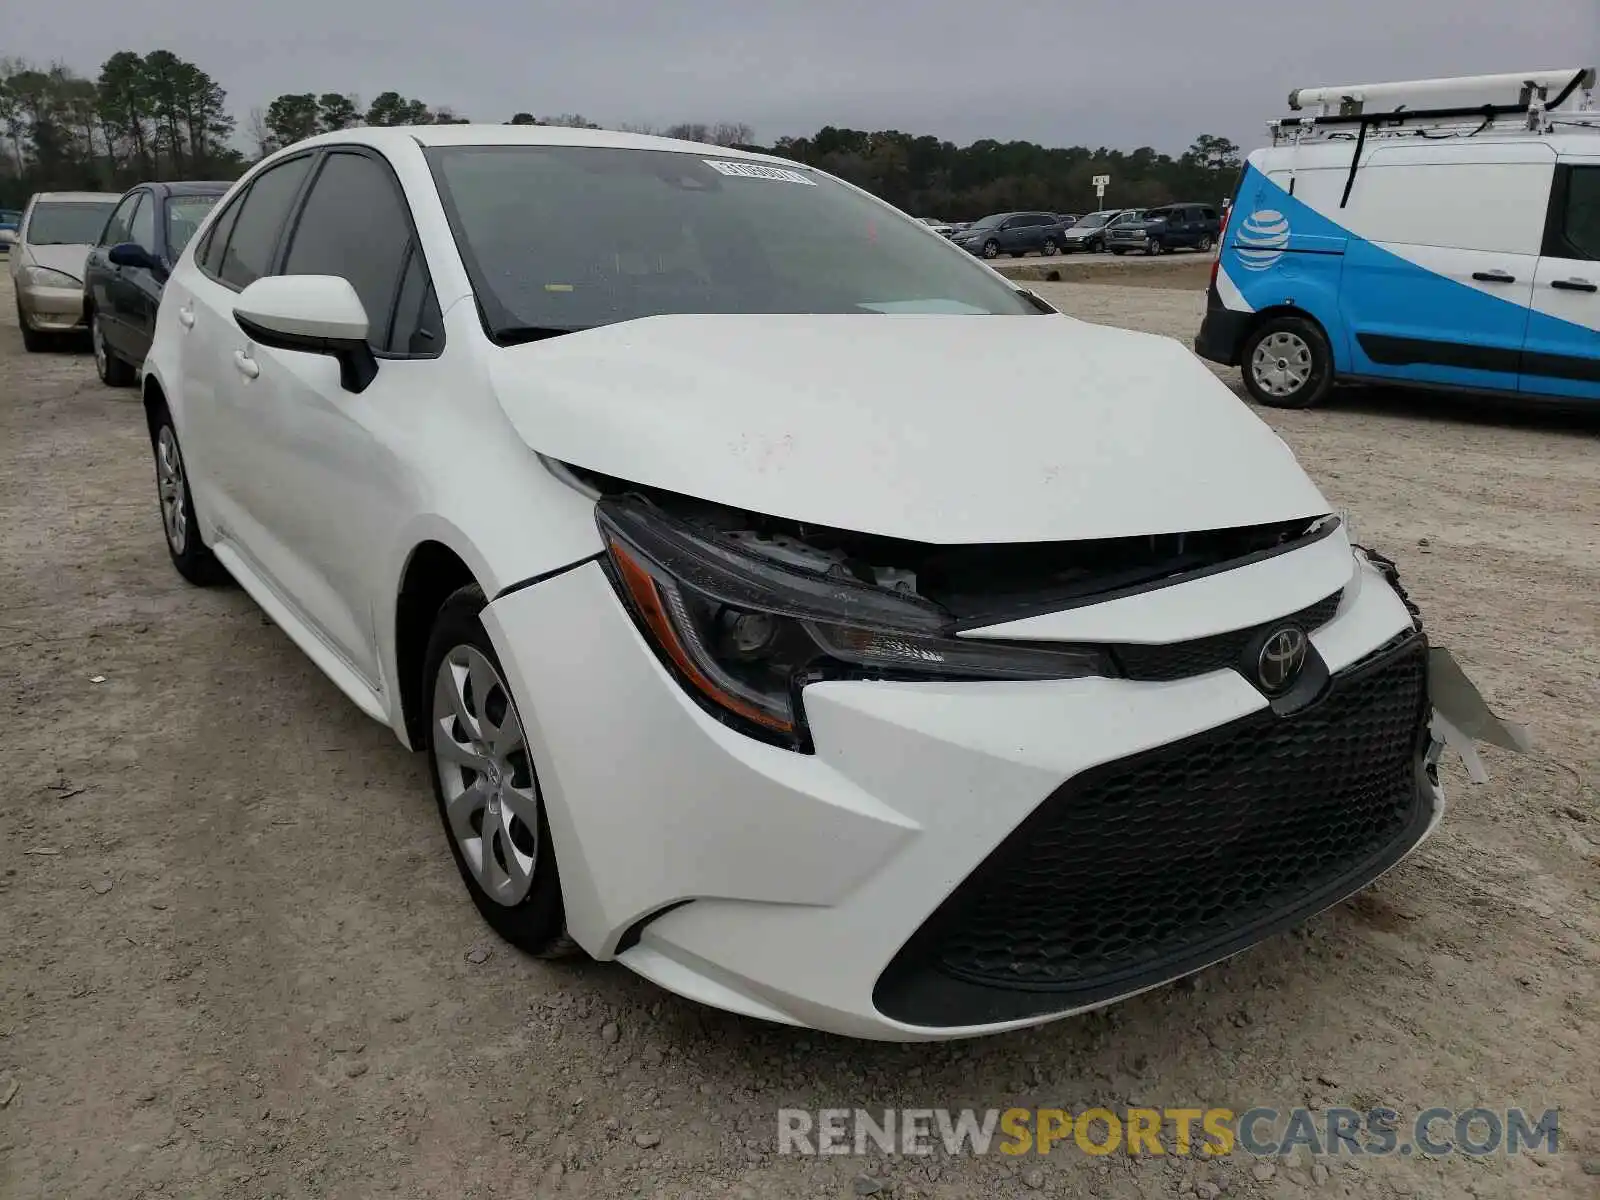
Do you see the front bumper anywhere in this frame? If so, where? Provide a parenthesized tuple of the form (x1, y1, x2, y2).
(17, 283, 86, 331)
(1195, 305, 1253, 367)
(482, 548, 1438, 1040)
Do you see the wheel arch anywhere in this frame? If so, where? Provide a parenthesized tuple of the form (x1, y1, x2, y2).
(1241, 304, 1344, 371)
(141, 371, 169, 438)
(393, 538, 483, 749)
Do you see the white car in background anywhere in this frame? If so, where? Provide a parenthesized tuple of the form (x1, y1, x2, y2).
(139, 124, 1475, 1040)
(9, 190, 120, 350)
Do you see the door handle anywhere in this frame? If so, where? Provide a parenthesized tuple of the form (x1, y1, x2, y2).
(232, 349, 260, 379)
(1471, 270, 1516, 283)
(1551, 277, 1598, 293)
(177, 305, 195, 329)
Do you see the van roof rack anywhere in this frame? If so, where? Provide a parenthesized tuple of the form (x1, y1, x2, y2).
(1269, 66, 1598, 146)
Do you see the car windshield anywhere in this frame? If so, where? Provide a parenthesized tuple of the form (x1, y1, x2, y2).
(965, 214, 1005, 230)
(26, 200, 117, 245)
(167, 195, 221, 257)
(427, 146, 1037, 333)
(1073, 212, 1114, 229)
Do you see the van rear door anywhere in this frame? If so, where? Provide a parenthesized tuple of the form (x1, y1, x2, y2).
(1523, 158, 1600, 401)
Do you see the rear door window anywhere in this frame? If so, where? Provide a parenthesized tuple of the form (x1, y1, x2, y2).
(218, 155, 315, 290)
(198, 191, 244, 277)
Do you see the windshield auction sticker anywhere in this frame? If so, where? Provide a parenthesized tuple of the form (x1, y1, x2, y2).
(703, 160, 817, 185)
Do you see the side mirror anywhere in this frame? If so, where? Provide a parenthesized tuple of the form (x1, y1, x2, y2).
(109, 241, 164, 275)
(232, 275, 378, 394)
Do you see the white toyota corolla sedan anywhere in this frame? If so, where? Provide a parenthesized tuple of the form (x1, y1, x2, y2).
(139, 124, 1460, 1040)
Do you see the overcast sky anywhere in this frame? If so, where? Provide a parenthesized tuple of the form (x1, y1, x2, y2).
(12, 0, 1600, 153)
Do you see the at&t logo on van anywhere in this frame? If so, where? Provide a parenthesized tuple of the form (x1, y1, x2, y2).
(1235, 209, 1291, 271)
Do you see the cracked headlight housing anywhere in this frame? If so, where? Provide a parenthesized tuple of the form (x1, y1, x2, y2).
(596, 496, 1111, 749)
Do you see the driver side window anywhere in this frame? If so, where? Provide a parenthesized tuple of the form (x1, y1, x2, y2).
(128, 195, 155, 252)
(280, 150, 444, 356)
(100, 194, 139, 247)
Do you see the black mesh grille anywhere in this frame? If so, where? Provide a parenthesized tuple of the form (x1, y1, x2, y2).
(875, 634, 1431, 1027)
(1113, 590, 1343, 682)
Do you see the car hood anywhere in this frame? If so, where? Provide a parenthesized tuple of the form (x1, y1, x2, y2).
(486, 313, 1329, 544)
(22, 242, 92, 279)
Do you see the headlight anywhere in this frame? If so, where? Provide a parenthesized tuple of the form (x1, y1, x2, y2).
(19, 265, 80, 288)
(596, 496, 1111, 749)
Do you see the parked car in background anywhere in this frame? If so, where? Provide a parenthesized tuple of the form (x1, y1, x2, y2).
(1105, 203, 1221, 256)
(9, 191, 120, 349)
(0, 209, 22, 251)
(951, 211, 1067, 258)
(83, 181, 230, 385)
(1057, 209, 1137, 253)
(917, 217, 954, 237)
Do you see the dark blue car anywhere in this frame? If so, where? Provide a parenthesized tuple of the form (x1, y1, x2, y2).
(83, 180, 231, 385)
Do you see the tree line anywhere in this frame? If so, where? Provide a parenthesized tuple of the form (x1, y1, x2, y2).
(1, 50, 1242, 219)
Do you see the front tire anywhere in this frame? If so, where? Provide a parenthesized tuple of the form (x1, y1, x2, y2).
(150, 405, 228, 585)
(1145, 238, 1163, 256)
(982, 240, 1000, 259)
(92, 312, 135, 387)
(424, 586, 576, 959)
(1241, 315, 1335, 409)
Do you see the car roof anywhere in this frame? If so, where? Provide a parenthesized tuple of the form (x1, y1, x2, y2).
(116, 181, 233, 201)
(274, 123, 804, 169)
(31, 191, 121, 204)
(157, 180, 235, 196)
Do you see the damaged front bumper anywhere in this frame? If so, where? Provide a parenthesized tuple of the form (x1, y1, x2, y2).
(1360, 544, 1533, 785)
(483, 532, 1529, 1039)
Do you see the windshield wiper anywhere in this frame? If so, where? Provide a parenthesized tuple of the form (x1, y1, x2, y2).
(491, 324, 588, 347)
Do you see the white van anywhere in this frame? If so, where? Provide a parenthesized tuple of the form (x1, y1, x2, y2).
(1195, 67, 1599, 408)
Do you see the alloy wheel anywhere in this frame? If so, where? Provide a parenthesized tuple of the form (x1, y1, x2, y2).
(431, 645, 541, 907)
(92, 318, 109, 380)
(1250, 331, 1313, 398)
(155, 426, 188, 554)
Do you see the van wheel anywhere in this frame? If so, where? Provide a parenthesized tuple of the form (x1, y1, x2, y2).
(1198, 235, 1214, 253)
(1242, 316, 1334, 409)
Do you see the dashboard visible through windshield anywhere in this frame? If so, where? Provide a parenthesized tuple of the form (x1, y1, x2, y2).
(425, 145, 1039, 337)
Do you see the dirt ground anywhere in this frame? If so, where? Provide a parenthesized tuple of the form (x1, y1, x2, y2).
(1, 267, 1597, 1200)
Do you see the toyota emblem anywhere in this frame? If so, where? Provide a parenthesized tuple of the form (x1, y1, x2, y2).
(1256, 626, 1309, 694)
